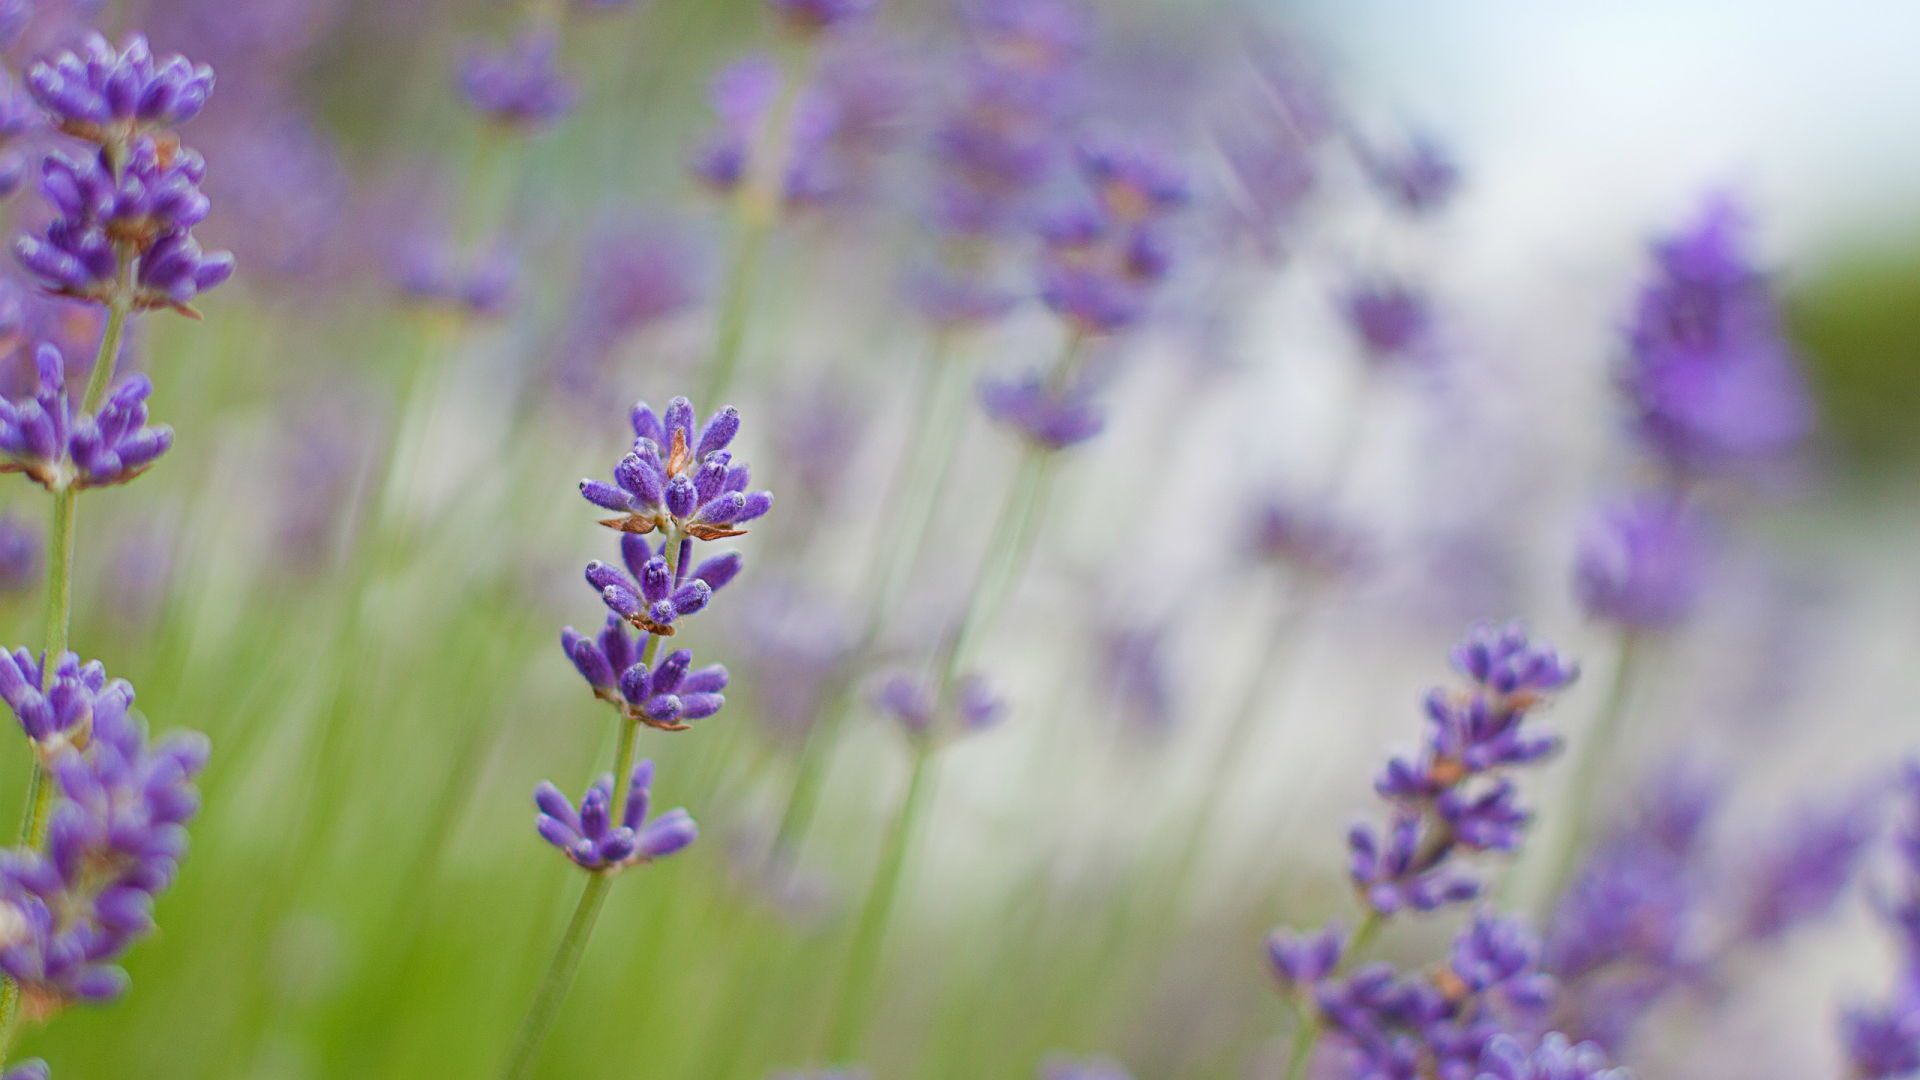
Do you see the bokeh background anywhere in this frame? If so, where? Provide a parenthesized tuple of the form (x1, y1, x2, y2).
(0, 1, 1913, 1079)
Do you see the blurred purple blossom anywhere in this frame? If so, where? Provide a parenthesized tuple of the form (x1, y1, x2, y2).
(1341, 278, 1432, 365)
(557, 218, 705, 391)
(391, 240, 516, 317)
(1248, 498, 1367, 579)
(1359, 132, 1459, 217)
(25, 32, 214, 139)
(766, 0, 877, 35)
(874, 670, 1003, 741)
(457, 28, 577, 128)
(1730, 795, 1876, 945)
(1623, 194, 1812, 477)
(977, 371, 1104, 449)
(1573, 495, 1706, 630)
(0, 343, 172, 491)
(0, 513, 39, 593)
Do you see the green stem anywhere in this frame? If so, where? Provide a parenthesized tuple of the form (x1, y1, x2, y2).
(944, 447, 1052, 687)
(824, 745, 938, 1061)
(1541, 629, 1641, 904)
(766, 334, 970, 867)
(498, 871, 615, 1080)
(699, 40, 815, 406)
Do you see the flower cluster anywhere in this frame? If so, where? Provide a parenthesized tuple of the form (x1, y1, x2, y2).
(0, 656, 207, 1015)
(976, 372, 1104, 450)
(16, 33, 233, 314)
(1341, 278, 1432, 367)
(0, 343, 172, 492)
(1572, 495, 1705, 630)
(1356, 624, 1577, 913)
(457, 27, 577, 128)
(392, 241, 517, 318)
(534, 761, 697, 872)
(1286, 911, 1558, 1080)
(1841, 764, 1920, 1079)
(579, 397, 773, 541)
(1623, 194, 1810, 478)
(1035, 135, 1187, 336)
(584, 533, 742, 637)
(563, 615, 731, 730)
(873, 670, 1004, 744)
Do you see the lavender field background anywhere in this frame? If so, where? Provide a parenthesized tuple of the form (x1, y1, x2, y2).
(0, 1, 1912, 1080)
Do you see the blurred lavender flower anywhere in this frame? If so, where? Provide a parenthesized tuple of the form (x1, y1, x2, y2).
(0, 343, 173, 492)
(1097, 624, 1172, 737)
(977, 372, 1104, 449)
(391, 239, 516, 317)
(1249, 498, 1367, 579)
(766, 0, 877, 35)
(25, 32, 214, 142)
(1477, 1033, 1625, 1080)
(1839, 763, 1920, 1079)
(767, 380, 863, 511)
(1356, 624, 1576, 915)
(0, 661, 207, 1012)
(563, 612, 731, 727)
(732, 579, 855, 745)
(0, 1059, 47, 1080)
(1623, 194, 1811, 477)
(1573, 495, 1706, 630)
(1033, 134, 1187, 335)
(874, 670, 1003, 742)
(0, 1, 29, 50)
(1544, 765, 1717, 1051)
(557, 219, 704, 390)
(1341, 278, 1432, 366)
(198, 114, 346, 281)
(579, 397, 773, 542)
(1265, 921, 1342, 991)
(0, 514, 40, 593)
(927, 25, 1082, 237)
(904, 265, 1019, 329)
(458, 28, 577, 128)
(1359, 133, 1459, 217)
(1730, 796, 1875, 945)
(534, 760, 697, 871)
(0, 648, 121, 746)
(0, 73, 40, 202)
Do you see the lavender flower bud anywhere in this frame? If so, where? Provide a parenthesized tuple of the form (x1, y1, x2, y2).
(27, 33, 215, 139)
(977, 372, 1105, 449)
(457, 28, 577, 127)
(1265, 922, 1343, 988)
(1573, 495, 1706, 629)
(532, 761, 698, 871)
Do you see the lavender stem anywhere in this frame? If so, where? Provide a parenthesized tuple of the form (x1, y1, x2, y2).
(499, 871, 614, 1080)
(1280, 910, 1383, 1080)
(1538, 629, 1641, 907)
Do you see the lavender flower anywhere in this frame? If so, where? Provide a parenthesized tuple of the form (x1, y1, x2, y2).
(534, 760, 697, 871)
(1838, 763, 1920, 1079)
(1731, 796, 1875, 945)
(969, 0, 1091, 73)
(0, 665, 207, 1012)
(1311, 913, 1558, 1080)
(1266, 921, 1343, 990)
(1844, 1007, 1920, 1080)
(1039, 1056, 1133, 1080)
(1476, 1034, 1625, 1080)
(765, 0, 876, 34)
(1572, 495, 1705, 630)
(0, 343, 173, 491)
(1342, 278, 1432, 364)
(584, 533, 742, 636)
(562, 613, 730, 728)
(579, 397, 773, 541)
(1249, 498, 1367, 578)
(1623, 194, 1811, 477)
(25, 33, 214, 142)
(977, 372, 1104, 449)
(1359, 134, 1459, 217)
(1356, 624, 1576, 915)
(0, 514, 40, 593)
(1032, 138, 1186, 334)
(392, 241, 516, 317)
(559, 220, 703, 386)
(0, 648, 127, 747)
(16, 137, 235, 311)
(0, 1, 28, 50)
(874, 671, 1003, 742)
(904, 265, 1018, 329)
(458, 28, 578, 128)
(0, 1060, 48, 1080)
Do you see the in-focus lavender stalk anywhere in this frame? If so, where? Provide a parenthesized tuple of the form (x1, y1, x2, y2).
(0, 27, 228, 1074)
(501, 395, 767, 1080)
(1271, 624, 1579, 1080)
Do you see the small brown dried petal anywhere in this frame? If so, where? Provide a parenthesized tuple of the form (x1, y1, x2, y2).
(623, 613, 676, 637)
(685, 523, 747, 541)
(640, 718, 692, 733)
(597, 515, 657, 535)
(666, 426, 691, 478)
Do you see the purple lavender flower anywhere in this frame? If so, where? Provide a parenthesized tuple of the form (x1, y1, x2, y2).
(16, 137, 235, 312)
(1097, 624, 1172, 736)
(533, 760, 697, 871)
(1837, 763, 1920, 1079)
(1356, 625, 1576, 916)
(0, 1, 29, 50)
(1342, 278, 1432, 364)
(1573, 495, 1705, 630)
(977, 372, 1104, 449)
(1731, 796, 1875, 945)
(0, 648, 127, 746)
(25, 33, 214, 143)
(765, 0, 876, 34)
(562, 613, 731, 728)
(1623, 194, 1811, 476)
(0, 514, 40, 593)
(1249, 498, 1367, 578)
(1843, 1006, 1920, 1080)
(1476, 1034, 1625, 1080)
(1076, 134, 1189, 224)
(0, 343, 174, 491)
(0, 1059, 48, 1080)
(457, 28, 577, 128)
(0, 667, 207, 1012)
(1266, 921, 1343, 990)
(1360, 133, 1459, 217)
(904, 265, 1018, 329)
(692, 57, 780, 195)
(967, 0, 1091, 73)
(558, 219, 703, 386)
(579, 396, 773, 541)
(874, 671, 1003, 741)
(392, 240, 516, 317)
